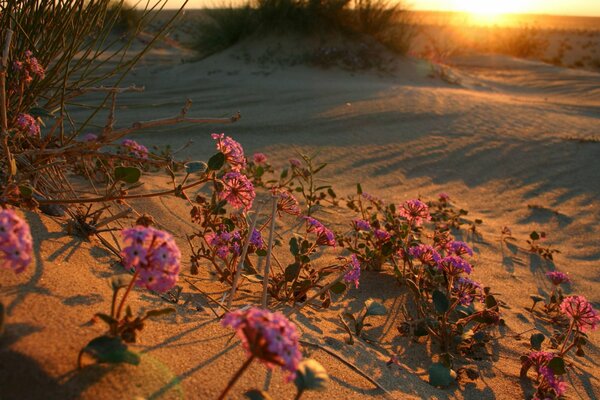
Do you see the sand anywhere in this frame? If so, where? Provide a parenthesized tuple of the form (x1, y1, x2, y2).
(1, 19, 600, 400)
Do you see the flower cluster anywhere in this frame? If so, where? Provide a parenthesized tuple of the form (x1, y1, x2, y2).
(253, 152, 267, 164)
(13, 50, 45, 84)
(212, 133, 246, 171)
(344, 254, 361, 288)
(222, 307, 303, 380)
(446, 240, 473, 257)
(219, 172, 256, 211)
(546, 271, 570, 286)
(408, 244, 441, 267)
(560, 295, 599, 332)
(453, 277, 483, 305)
(373, 229, 391, 242)
(304, 216, 335, 247)
(121, 226, 181, 292)
(0, 209, 33, 274)
(273, 188, 301, 216)
(398, 199, 431, 227)
(15, 113, 40, 137)
(437, 255, 473, 276)
(353, 219, 371, 231)
(121, 139, 149, 159)
(206, 230, 242, 259)
(537, 366, 567, 398)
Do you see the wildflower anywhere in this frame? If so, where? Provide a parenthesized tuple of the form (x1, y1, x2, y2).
(121, 226, 181, 292)
(374, 229, 391, 242)
(526, 351, 554, 371)
(82, 133, 98, 142)
(352, 219, 371, 231)
(122, 139, 148, 159)
(433, 230, 453, 250)
(0, 209, 33, 274)
(446, 241, 473, 257)
(249, 228, 264, 250)
(361, 192, 383, 205)
(344, 255, 361, 289)
(289, 158, 302, 168)
(222, 307, 303, 380)
(15, 113, 40, 137)
(453, 277, 483, 305)
(304, 216, 335, 247)
(206, 230, 242, 259)
(538, 366, 568, 397)
(437, 255, 472, 276)
(13, 50, 45, 84)
(272, 188, 301, 216)
(546, 271, 570, 286)
(408, 244, 441, 266)
(398, 199, 431, 227)
(212, 133, 246, 171)
(219, 172, 256, 211)
(560, 295, 600, 332)
(253, 152, 267, 164)
(439, 193, 450, 202)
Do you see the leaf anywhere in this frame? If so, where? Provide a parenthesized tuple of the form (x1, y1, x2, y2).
(432, 290, 450, 314)
(485, 294, 498, 309)
(289, 237, 300, 256)
(244, 390, 273, 400)
(114, 166, 141, 184)
(529, 294, 545, 303)
(207, 152, 226, 170)
(256, 249, 267, 257)
(242, 274, 264, 283)
(530, 333, 545, 350)
(29, 107, 54, 118)
(294, 359, 329, 391)
(111, 275, 131, 291)
(429, 363, 454, 387)
(548, 357, 566, 375)
(356, 183, 363, 195)
(530, 231, 540, 241)
(285, 263, 301, 282)
(329, 281, 347, 295)
(184, 161, 208, 174)
(18, 185, 33, 198)
(81, 335, 140, 366)
(327, 188, 336, 198)
(364, 299, 387, 317)
(144, 307, 176, 320)
(94, 313, 118, 326)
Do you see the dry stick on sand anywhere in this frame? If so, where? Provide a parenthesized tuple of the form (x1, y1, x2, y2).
(0, 27, 14, 182)
(227, 204, 264, 309)
(262, 196, 278, 308)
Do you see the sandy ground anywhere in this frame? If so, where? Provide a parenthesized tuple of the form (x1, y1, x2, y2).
(1, 21, 600, 400)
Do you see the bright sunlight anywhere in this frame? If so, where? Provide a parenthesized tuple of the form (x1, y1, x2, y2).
(452, 0, 531, 23)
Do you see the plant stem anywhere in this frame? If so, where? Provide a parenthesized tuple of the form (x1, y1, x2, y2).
(217, 355, 255, 400)
(115, 270, 139, 322)
(559, 320, 575, 355)
(294, 388, 305, 400)
(262, 196, 277, 308)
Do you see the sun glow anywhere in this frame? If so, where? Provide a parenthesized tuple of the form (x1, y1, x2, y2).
(452, 0, 530, 23)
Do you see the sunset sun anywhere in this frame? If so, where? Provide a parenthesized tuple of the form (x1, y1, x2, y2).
(453, 0, 529, 20)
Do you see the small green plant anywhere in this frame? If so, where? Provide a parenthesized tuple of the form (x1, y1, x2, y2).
(340, 298, 387, 342)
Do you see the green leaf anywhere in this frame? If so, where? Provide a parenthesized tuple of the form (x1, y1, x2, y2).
(432, 290, 450, 314)
(364, 299, 387, 317)
(357, 183, 363, 195)
(294, 359, 329, 392)
(485, 294, 498, 309)
(81, 335, 140, 366)
(255, 249, 267, 257)
(244, 390, 273, 400)
(530, 333, 545, 350)
(289, 237, 299, 256)
(548, 357, 566, 375)
(429, 363, 454, 387)
(114, 166, 141, 184)
(530, 294, 545, 303)
(255, 166, 264, 177)
(285, 263, 301, 282)
(329, 281, 347, 294)
(18, 185, 33, 198)
(184, 161, 208, 174)
(207, 152, 226, 170)
(530, 231, 540, 241)
(144, 307, 175, 320)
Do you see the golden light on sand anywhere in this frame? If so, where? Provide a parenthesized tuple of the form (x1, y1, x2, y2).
(452, 0, 529, 23)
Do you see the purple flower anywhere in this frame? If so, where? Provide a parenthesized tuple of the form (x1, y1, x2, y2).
(439, 192, 450, 202)
(374, 229, 391, 242)
(344, 255, 361, 289)
(206, 230, 242, 259)
(546, 271, 570, 286)
(437, 255, 472, 276)
(253, 152, 267, 164)
(15, 113, 40, 137)
(212, 133, 246, 171)
(352, 219, 371, 231)
(539, 366, 567, 397)
(408, 244, 441, 266)
(219, 171, 256, 211)
(82, 133, 98, 142)
(289, 158, 302, 168)
(272, 188, 301, 216)
(398, 199, 431, 227)
(121, 226, 181, 292)
(121, 139, 148, 159)
(453, 277, 483, 305)
(250, 228, 264, 249)
(361, 192, 383, 205)
(0, 209, 33, 274)
(446, 241, 473, 257)
(304, 216, 335, 247)
(560, 295, 599, 332)
(222, 307, 303, 380)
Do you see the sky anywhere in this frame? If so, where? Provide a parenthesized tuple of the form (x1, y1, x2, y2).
(165, 0, 600, 17)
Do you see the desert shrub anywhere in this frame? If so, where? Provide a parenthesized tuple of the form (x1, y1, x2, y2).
(494, 25, 549, 58)
(107, 0, 142, 35)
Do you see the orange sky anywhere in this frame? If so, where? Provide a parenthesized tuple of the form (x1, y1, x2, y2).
(167, 0, 600, 16)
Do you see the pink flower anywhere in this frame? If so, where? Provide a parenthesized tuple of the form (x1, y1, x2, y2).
(15, 113, 40, 137)
(539, 366, 567, 397)
(219, 171, 256, 211)
(546, 271, 570, 286)
(374, 229, 391, 242)
(0, 209, 33, 274)
(289, 158, 302, 168)
(398, 199, 431, 227)
(446, 241, 473, 257)
(272, 188, 301, 216)
(453, 277, 483, 305)
(304, 216, 335, 247)
(206, 230, 242, 259)
(352, 219, 371, 231)
(408, 244, 441, 266)
(253, 152, 267, 164)
(222, 307, 303, 380)
(344, 255, 361, 289)
(121, 226, 181, 292)
(82, 133, 98, 142)
(437, 255, 472, 276)
(439, 193, 450, 202)
(121, 139, 148, 159)
(560, 295, 599, 332)
(13, 50, 45, 84)
(212, 133, 246, 171)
